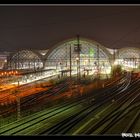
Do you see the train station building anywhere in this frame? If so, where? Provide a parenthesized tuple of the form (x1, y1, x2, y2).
(1, 37, 140, 75)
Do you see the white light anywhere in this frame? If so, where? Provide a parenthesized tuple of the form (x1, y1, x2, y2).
(76, 57, 79, 61)
(114, 60, 118, 65)
(41, 52, 46, 56)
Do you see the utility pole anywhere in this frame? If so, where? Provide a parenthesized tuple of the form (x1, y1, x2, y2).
(74, 35, 81, 84)
(76, 58, 79, 83)
(96, 45, 100, 88)
(77, 35, 81, 82)
(74, 35, 81, 96)
(69, 44, 73, 96)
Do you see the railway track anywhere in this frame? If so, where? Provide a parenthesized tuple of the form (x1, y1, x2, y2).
(3, 75, 133, 135)
(0, 80, 71, 116)
(0, 73, 134, 135)
(123, 109, 140, 133)
(0, 75, 126, 134)
(35, 78, 140, 135)
(83, 80, 140, 134)
(0, 94, 98, 135)
(0, 75, 125, 117)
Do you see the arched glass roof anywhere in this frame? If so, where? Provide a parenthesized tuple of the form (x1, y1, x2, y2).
(46, 39, 110, 61)
(45, 39, 112, 75)
(117, 47, 140, 59)
(12, 50, 41, 60)
(8, 50, 43, 70)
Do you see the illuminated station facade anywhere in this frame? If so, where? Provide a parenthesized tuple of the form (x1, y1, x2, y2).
(0, 37, 140, 82)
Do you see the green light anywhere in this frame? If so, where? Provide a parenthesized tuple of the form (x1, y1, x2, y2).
(89, 48, 95, 57)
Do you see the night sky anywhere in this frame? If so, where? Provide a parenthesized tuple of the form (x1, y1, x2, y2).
(0, 6, 140, 51)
